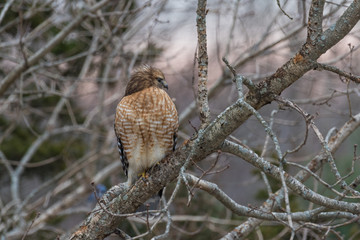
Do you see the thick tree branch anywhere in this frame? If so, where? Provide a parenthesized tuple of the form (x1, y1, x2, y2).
(307, 0, 325, 43)
(253, 0, 360, 107)
(179, 24, 305, 126)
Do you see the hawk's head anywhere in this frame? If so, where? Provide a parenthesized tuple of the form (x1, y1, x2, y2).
(125, 65, 168, 96)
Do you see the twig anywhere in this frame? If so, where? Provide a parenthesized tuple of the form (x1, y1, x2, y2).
(0, 0, 15, 25)
(18, 0, 28, 68)
(169, 154, 193, 207)
(146, 204, 150, 231)
(346, 77, 353, 118)
(21, 212, 40, 240)
(331, 144, 358, 187)
(188, 151, 222, 205)
(131, 211, 165, 240)
(113, 228, 132, 240)
(276, 96, 311, 158)
(224, 0, 241, 57)
(276, 0, 293, 20)
(312, 61, 360, 84)
(222, 57, 256, 93)
(311, 120, 360, 196)
(4, 156, 60, 168)
(259, 110, 276, 196)
(293, 88, 359, 105)
(151, 197, 172, 240)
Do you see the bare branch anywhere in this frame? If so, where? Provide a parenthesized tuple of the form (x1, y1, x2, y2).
(313, 61, 360, 83)
(0, 0, 15, 25)
(196, 0, 210, 128)
(276, 0, 293, 20)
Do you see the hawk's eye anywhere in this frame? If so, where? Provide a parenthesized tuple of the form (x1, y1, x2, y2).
(156, 77, 168, 89)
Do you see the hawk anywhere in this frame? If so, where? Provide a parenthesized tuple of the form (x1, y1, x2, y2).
(114, 65, 178, 187)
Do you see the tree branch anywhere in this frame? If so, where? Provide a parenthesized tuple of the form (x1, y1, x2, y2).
(313, 61, 360, 83)
(196, 0, 210, 128)
(307, 0, 325, 43)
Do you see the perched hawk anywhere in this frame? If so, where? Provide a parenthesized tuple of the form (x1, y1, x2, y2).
(114, 65, 178, 187)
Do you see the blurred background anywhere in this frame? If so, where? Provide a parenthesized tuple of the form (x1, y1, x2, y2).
(0, 0, 359, 239)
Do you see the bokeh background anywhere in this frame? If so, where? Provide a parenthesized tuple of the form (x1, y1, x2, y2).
(1, 0, 359, 239)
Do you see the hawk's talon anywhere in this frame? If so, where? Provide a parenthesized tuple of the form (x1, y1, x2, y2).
(139, 171, 149, 181)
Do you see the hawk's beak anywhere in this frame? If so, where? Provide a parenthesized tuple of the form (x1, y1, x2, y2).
(161, 80, 168, 89)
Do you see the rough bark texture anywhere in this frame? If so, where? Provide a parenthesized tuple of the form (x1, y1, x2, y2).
(196, 0, 210, 127)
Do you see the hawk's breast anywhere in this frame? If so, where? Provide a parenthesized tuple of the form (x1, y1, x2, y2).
(114, 87, 178, 173)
